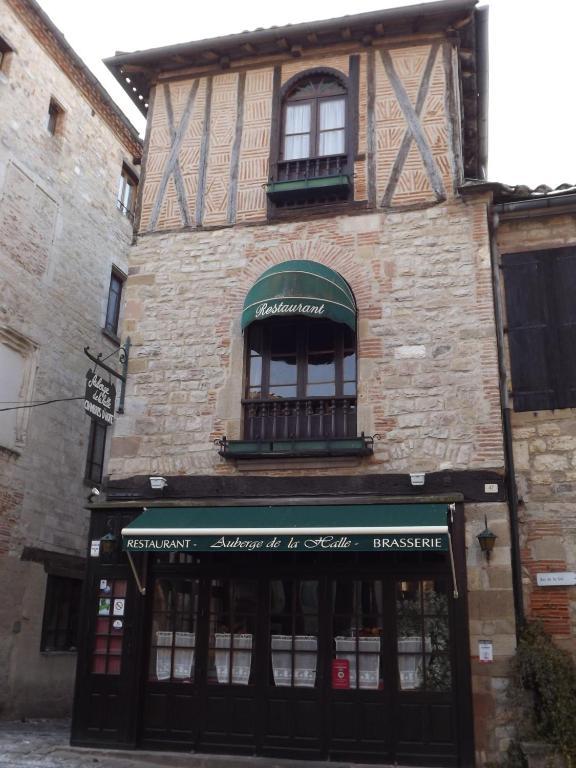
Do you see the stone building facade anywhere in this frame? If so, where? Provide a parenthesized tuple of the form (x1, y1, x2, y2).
(71, 2, 523, 766)
(494, 187, 576, 650)
(0, 0, 140, 717)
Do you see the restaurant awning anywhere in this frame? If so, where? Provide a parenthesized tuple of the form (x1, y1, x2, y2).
(122, 503, 449, 553)
(241, 260, 357, 331)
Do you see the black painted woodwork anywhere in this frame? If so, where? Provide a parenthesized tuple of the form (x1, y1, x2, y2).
(502, 247, 576, 412)
(104, 469, 506, 503)
(72, 509, 475, 766)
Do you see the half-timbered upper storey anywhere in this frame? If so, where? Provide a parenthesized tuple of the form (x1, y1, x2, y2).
(106, 0, 487, 234)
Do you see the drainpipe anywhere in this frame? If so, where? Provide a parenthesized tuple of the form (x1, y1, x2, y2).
(487, 206, 525, 636)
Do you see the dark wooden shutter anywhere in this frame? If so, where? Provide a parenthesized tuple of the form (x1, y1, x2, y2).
(502, 252, 556, 411)
(552, 249, 576, 409)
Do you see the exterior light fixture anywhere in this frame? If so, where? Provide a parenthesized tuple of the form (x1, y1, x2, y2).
(410, 472, 426, 487)
(477, 516, 497, 561)
(100, 525, 118, 557)
(149, 476, 168, 490)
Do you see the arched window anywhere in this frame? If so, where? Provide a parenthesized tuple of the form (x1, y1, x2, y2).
(267, 70, 352, 206)
(282, 74, 347, 161)
(244, 317, 356, 440)
(241, 260, 357, 441)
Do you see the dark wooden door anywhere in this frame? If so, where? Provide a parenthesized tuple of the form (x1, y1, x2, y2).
(72, 570, 138, 747)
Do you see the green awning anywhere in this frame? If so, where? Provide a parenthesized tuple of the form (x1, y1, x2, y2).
(241, 260, 356, 331)
(122, 504, 449, 553)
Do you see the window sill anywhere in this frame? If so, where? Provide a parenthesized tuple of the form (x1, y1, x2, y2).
(266, 174, 351, 204)
(101, 327, 121, 346)
(218, 436, 374, 460)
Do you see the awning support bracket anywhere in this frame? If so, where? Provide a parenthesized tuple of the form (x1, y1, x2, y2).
(127, 551, 146, 596)
(448, 503, 458, 599)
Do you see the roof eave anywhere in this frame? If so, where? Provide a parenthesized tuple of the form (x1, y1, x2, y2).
(105, 0, 478, 118)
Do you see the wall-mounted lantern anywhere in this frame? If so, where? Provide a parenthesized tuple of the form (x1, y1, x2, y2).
(477, 516, 497, 561)
(100, 519, 118, 557)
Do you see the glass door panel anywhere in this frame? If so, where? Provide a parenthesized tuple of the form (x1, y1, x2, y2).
(395, 578, 451, 692)
(332, 580, 384, 690)
(149, 578, 199, 683)
(269, 579, 319, 687)
(208, 579, 257, 685)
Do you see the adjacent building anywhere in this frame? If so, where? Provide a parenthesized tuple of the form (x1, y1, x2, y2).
(494, 183, 576, 653)
(0, 0, 140, 718)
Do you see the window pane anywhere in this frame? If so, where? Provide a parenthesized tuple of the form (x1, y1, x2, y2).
(332, 580, 383, 690)
(270, 580, 319, 688)
(150, 578, 198, 682)
(307, 382, 335, 397)
(285, 103, 311, 134)
(270, 356, 297, 385)
(284, 134, 310, 160)
(249, 356, 262, 387)
(343, 351, 356, 380)
(105, 273, 123, 334)
(209, 580, 255, 686)
(307, 353, 335, 383)
(268, 384, 297, 398)
(343, 381, 356, 396)
(319, 128, 345, 156)
(247, 325, 263, 356)
(319, 98, 345, 130)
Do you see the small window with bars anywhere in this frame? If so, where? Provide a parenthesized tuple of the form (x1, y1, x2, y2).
(41, 575, 82, 652)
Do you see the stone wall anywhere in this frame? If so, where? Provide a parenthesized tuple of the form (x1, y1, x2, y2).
(0, 0, 137, 717)
(110, 196, 503, 479)
(497, 212, 576, 650)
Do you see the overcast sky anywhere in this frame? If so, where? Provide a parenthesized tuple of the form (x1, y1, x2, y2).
(35, 0, 576, 188)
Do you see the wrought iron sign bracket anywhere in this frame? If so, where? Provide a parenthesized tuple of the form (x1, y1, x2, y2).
(84, 337, 131, 414)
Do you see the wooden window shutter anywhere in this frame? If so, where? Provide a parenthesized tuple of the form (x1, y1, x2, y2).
(502, 251, 556, 412)
(551, 249, 576, 409)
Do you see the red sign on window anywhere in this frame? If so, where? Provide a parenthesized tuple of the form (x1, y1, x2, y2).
(332, 659, 350, 689)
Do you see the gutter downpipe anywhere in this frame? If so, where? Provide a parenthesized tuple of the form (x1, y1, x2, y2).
(475, 6, 489, 179)
(488, 206, 525, 638)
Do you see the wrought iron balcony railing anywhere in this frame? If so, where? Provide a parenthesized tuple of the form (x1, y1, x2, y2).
(242, 395, 357, 441)
(274, 154, 348, 182)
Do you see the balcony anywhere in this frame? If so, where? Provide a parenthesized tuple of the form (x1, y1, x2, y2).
(266, 154, 351, 205)
(218, 396, 372, 460)
(244, 395, 356, 441)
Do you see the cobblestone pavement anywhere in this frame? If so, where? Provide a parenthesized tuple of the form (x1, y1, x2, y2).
(0, 719, 422, 768)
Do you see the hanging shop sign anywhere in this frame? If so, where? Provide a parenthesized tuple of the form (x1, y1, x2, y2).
(84, 370, 116, 425)
(123, 533, 449, 553)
